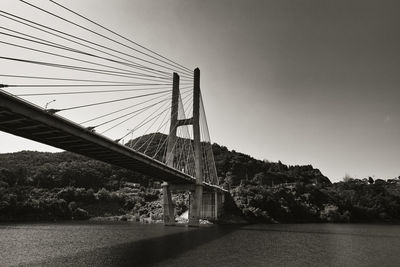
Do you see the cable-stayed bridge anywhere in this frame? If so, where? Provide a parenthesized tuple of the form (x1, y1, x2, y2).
(0, 0, 227, 226)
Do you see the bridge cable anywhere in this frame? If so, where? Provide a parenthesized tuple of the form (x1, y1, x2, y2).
(79, 87, 191, 125)
(127, 91, 192, 149)
(11, 87, 177, 97)
(0, 74, 170, 85)
(53, 90, 170, 112)
(16, 2, 194, 76)
(110, 98, 173, 138)
(142, 105, 172, 155)
(0, 36, 171, 81)
(199, 92, 219, 184)
(91, 97, 171, 130)
(101, 93, 177, 136)
(49, 0, 193, 75)
(80, 92, 171, 125)
(0, 56, 172, 83)
(148, 116, 171, 161)
(0, 12, 170, 77)
(0, 26, 174, 79)
(0, 31, 171, 79)
(10, 84, 172, 89)
(9, 86, 187, 97)
(0, 11, 184, 77)
(130, 104, 172, 151)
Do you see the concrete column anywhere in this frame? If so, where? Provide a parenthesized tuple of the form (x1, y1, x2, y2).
(189, 68, 203, 227)
(162, 73, 179, 226)
(161, 182, 175, 226)
(214, 190, 218, 220)
(189, 185, 204, 226)
(165, 73, 180, 166)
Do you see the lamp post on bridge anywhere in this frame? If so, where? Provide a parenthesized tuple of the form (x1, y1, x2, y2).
(44, 99, 56, 110)
(126, 128, 134, 147)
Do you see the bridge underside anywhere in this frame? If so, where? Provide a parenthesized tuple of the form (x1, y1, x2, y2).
(0, 91, 222, 191)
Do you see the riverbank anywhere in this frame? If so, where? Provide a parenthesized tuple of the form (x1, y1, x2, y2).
(3, 180, 400, 225)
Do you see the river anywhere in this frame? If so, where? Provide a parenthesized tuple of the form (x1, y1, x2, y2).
(1, 222, 400, 266)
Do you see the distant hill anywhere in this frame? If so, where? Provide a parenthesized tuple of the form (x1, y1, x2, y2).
(0, 133, 330, 189)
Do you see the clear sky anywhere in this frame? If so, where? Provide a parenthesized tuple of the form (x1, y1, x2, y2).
(1, 0, 399, 182)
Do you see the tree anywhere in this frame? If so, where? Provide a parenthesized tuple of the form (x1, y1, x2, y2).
(32, 163, 57, 188)
(253, 172, 266, 185)
(368, 177, 374, 184)
(0, 168, 16, 186)
(343, 173, 353, 183)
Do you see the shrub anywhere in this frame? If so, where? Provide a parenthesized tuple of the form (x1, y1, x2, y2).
(72, 208, 89, 220)
(68, 201, 77, 212)
(97, 188, 111, 201)
(320, 204, 350, 222)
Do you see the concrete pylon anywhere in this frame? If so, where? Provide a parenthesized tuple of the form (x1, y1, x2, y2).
(162, 72, 180, 226)
(162, 69, 204, 227)
(165, 72, 180, 167)
(188, 68, 203, 227)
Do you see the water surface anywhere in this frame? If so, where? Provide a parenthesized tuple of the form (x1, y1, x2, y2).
(1, 222, 400, 266)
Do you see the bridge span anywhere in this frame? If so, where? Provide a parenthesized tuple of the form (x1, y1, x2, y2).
(0, 89, 224, 192)
(0, 85, 228, 226)
(0, 0, 229, 226)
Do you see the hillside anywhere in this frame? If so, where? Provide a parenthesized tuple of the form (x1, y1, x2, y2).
(212, 143, 331, 187)
(0, 137, 400, 223)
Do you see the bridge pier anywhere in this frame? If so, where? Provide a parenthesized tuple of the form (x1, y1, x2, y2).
(205, 190, 225, 220)
(161, 182, 175, 226)
(189, 189, 225, 223)
(188, 184, 203, 227)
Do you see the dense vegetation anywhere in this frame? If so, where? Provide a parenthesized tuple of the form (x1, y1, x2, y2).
(0, 141, 399, 223)
(232, 177, 400, 223)
(0, 151, 163, 221)
(213, 144, 400, 223)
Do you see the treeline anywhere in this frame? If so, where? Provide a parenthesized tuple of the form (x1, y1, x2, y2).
(212, 143, 331, 187)
(211, 143, 400, 223)
(232, 177, 400, 223)
(0, 151, 160, 221)
(0, 184, 161, 222)
(1, 141, 400, 223)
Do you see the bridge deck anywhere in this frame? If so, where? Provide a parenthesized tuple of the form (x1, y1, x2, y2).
(0, 90, 224, 191)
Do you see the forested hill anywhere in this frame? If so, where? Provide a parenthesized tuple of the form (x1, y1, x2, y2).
(0, 151, 149, 189)
(212, 143, 331, 187)
(0, 143, 330, 189)
(1, 141, 400, 223)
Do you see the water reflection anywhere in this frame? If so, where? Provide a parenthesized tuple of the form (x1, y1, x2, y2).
(28, 224, 239, 266)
